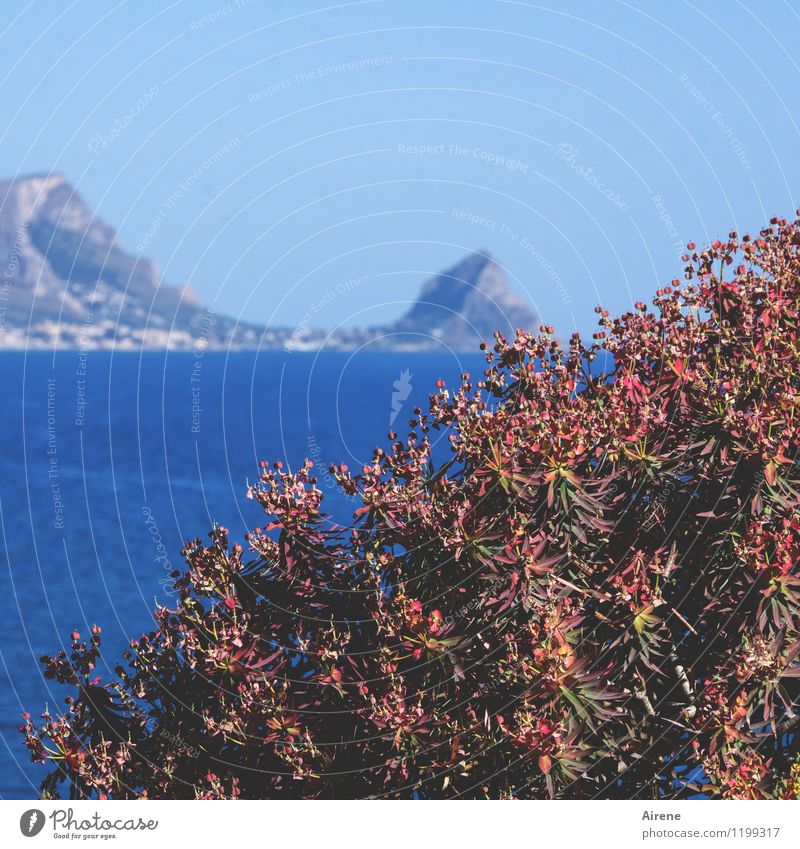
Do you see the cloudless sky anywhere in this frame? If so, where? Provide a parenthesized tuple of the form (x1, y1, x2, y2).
(1, 0, 799, 335)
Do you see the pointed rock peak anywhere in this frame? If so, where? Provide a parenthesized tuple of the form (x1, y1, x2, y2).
(421, 250, 495, 291)
(416, 249, 527, 312)
(447, 249, 497, 274)
(389, 249, 538, 348)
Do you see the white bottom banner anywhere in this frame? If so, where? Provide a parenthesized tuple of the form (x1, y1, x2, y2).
(0, 800, 797, 848)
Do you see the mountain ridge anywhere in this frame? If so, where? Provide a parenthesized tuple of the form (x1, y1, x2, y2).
(0, 174, 538, 351)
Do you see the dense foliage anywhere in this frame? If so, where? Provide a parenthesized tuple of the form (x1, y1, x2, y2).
(23, 215, 800, 799)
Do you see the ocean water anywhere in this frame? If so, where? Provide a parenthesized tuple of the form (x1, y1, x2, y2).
(0, 349, 485, 799)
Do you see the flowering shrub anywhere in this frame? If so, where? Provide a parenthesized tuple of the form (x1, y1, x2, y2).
(23, 214, 800, 799)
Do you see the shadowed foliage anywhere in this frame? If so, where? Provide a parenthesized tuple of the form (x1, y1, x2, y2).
(23, 214, 800, 799)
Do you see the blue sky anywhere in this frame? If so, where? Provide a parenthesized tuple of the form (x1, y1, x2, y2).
(1, 0, 799, 335)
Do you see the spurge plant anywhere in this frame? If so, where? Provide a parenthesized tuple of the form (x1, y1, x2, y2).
(23, 214, 800, 799)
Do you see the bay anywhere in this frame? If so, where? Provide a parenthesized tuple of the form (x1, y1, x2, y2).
(0, 349, 485, 798)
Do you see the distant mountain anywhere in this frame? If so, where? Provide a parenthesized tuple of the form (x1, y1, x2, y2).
(0, 175, 537, 351)
(0, 174, 260, 349)
(385, 251, 538, 349)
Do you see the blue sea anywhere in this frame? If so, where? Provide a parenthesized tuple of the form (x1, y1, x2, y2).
(0, 349, 485, 799)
